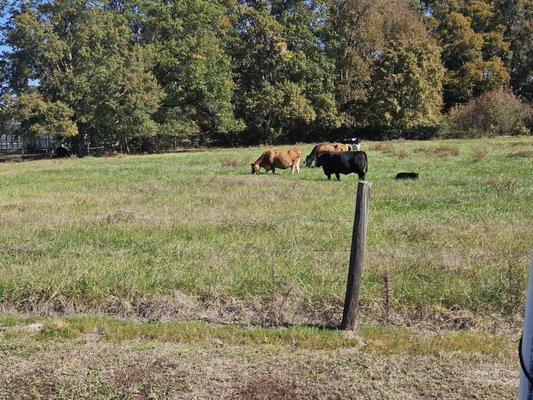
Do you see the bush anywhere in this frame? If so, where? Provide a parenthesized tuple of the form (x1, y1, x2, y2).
(447, 89, 532, 137)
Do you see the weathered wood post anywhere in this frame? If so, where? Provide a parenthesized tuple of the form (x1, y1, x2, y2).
(341, 180, 371, 330)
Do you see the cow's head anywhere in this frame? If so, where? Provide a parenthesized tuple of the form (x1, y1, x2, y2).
(251, 163, 260, 174)
(305, 155, 314, 168)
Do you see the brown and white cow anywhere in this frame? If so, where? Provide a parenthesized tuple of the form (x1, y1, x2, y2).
(305, 143, 352, 167)
(251, 149, 302, 174)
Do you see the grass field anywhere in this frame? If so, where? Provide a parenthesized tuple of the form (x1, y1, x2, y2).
(0, 136, 532, 398)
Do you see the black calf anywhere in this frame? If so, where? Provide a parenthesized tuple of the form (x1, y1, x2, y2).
(395, 172, 419, 180)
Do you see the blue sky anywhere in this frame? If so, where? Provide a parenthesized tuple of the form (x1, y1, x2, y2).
(1, 14, 9, 53)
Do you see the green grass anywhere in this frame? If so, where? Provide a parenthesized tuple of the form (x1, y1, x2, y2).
(0, 315, 515, 358)
(0, 136, 532, 327)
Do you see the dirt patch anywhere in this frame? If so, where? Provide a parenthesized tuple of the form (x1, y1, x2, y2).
(20, 322, 45, 334)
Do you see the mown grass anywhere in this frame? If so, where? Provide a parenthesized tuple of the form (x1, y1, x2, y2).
(0, 320, 518, 400)
(0, 315, 515, 358)
(0, 136, 532, 328)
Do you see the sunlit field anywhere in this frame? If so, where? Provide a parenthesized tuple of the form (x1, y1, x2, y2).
(1, 136, 532, 328)
(1, 136, 531, 398)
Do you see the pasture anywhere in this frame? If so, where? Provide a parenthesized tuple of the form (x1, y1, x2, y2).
(0, 136, 531, 398)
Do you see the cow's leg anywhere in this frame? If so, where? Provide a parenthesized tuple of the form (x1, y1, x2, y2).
(272, 167, 276, 174)
(291, 164, 295, 174)
(335, 173, 340, 181)
(296, 162, 300, 174)
(327, 174, 331, 180)
(358, 172, 365, 180)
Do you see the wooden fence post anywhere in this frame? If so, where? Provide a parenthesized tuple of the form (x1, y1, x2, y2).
(341, 180, 372, 330)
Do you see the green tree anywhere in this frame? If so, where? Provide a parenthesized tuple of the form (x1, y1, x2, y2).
(4, 1, 163, 146)
(423, 0, 511, 108)
(1, 91, 78, 138)
(230, 1, 339, 143)
(326, 0, 431, 127)
(366, 40, 444, 136)
(245, 82, 316, 143)
(495, 0, 533, 100)
(141, 0, 243, 144)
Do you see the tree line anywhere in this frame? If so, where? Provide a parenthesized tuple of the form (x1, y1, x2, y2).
(0, 0, 531, 151)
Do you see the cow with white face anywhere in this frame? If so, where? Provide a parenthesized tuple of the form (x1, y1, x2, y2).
(341, 138, 362, 151)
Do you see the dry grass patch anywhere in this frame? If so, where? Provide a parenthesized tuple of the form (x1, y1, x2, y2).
(507, 149, 533, 158)
(111, 358, 181, 399)
(4, 367, 60, 399)
(507, 141, 532, 147)
(211, 175, 286, 187)
(370, 142, 394, 153)
(233, 373, 302, 400)
(484, 178, 517, 195)
(473, 147, 488, 161)
(416, 146, 460, 157)
(392, 150, 409, 159)
(0, 324, 519, 400)
(221, 157, 240, 168)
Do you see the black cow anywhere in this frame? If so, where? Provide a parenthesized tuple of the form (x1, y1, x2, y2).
(316, 151, 368, 181)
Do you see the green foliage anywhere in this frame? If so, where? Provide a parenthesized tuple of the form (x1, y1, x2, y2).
(245, 82, 316, 143)
(328, 0, 430, 128)
(1, 92, 78, 138)
(4, 1, 164, 146)
(144, 0, 243, 143)
(497, 0, 533, 100)
(0, 0, 530, 145)
(230, 1, 339, 143)
(426, 0, 511, 108)
(366, 40, 444, 137)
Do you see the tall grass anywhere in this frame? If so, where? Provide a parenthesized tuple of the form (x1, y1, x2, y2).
(0, 136, 531, 327)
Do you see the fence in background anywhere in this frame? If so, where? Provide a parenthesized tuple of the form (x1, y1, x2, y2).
(0, 133, 55, 155)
